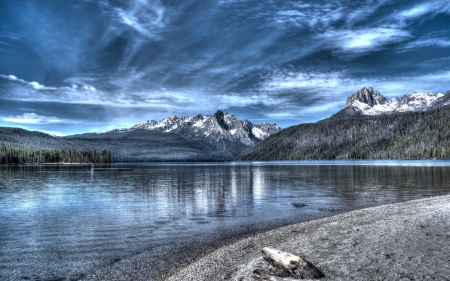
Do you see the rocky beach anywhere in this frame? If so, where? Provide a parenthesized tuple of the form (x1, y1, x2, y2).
(160, 195, 450, 281)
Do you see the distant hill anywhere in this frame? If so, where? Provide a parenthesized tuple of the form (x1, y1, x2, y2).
(0, 127, 73, 150)
(236, 88, 450, 161)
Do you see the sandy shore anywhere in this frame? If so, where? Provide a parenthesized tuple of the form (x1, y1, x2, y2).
(160, 195, 450, 281)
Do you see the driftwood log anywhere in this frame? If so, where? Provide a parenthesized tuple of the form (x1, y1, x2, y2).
(252, 247, 324, 280)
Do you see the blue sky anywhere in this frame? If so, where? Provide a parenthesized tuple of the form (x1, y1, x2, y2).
(0, 0, 449, 135)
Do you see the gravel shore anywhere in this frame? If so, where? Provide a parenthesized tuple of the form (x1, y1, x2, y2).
(161, 195, 450, 281)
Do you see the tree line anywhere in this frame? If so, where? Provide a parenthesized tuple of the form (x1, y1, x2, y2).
(0, 144, 114, 164)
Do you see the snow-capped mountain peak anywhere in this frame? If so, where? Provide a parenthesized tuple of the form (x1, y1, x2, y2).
(111, 110, 281, 156)
(335, 87, 449, 117)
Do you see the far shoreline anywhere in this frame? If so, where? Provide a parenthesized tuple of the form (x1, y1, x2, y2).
(2, 159, 450, 167)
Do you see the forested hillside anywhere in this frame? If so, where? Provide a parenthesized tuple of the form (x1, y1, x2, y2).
(236, 106, 450, 161)
(0, 127, 232, 162)
(0, 128, 114, 164)
(0, 127, 74, 150)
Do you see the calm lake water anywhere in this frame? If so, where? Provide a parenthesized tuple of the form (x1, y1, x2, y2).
(1, 161, 449, 281)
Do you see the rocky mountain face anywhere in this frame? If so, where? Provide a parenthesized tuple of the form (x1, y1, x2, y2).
(111, 110, 281, 157)
(334, 87, 450, 118)
(345, 87, 388, 107)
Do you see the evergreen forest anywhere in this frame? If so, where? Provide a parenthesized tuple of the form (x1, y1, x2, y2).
(0, 144, 114, 164)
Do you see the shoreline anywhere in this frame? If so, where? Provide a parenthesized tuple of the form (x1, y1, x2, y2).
(159, 195, 450, 281)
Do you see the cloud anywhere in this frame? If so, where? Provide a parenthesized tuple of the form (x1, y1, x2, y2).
(113, 0, 167, 38)
(262, 71, 353, 91)
(266, 0, 446, 56)
(2, 113, 76, 125)
(265, 101, 343, 119)
(264, 0, 447, 58)
(29, 81, 45, 90)
(400, 5, 429, 19)
(317, 28, 412, 53)
(400, 38, 450, 51)
(219, 93, 280, 108)
(269, 0, 393, 31)
(0, 74, 104, 104)
(398, 1, 450, 23)
(396, 31, 450, 52)
(373, 71, 450, 96)
(1, 74, 229, 115)
(0, 74, 57, 90)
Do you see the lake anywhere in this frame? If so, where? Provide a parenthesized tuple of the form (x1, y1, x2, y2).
(1, 161, 449, 281)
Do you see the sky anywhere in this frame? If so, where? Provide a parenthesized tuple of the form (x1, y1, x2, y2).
(0, 0, 449, 135)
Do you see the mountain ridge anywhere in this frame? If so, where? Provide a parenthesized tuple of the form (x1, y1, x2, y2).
(0, 110, 281, 162)
(333, 87, 449, 118)
(109, 110, 281, 156)
(2, 88, 449, 162)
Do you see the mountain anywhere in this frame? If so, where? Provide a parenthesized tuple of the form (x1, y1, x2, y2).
(64, 129, 231, 162)
(236, 88, 450, 161)
(0, 127, 232, 162)
(333, 87, 450, 118)
(0, 111, 280, 162)
(110, 110, 281, 157)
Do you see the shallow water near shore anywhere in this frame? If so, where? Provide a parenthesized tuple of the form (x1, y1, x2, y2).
(1, 161, 449, 281)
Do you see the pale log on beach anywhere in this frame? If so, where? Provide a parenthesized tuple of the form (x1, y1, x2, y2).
(252, 247, 324, 280)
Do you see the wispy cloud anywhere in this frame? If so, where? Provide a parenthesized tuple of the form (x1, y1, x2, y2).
(262, 71, 353, 91)
(1, 75, 57, 90)
(397, 1, 450, 23)
(265, 101, 343, 120)
(260, 69, 450, 101)
(1, 74, 223, 113)
(112, 0, 167, 39)
(396, 31, 450, 52)
(317, 28, 412, 53)
(1, 113, 76, 125)
(373, 71, 450, 96)
(268, 0, 448, 56)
